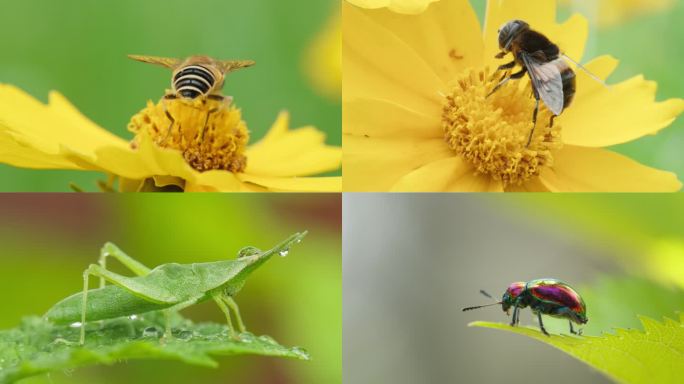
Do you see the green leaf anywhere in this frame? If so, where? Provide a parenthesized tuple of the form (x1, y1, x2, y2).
(470, 314, 684, 384)
(0, 312, 309, 383)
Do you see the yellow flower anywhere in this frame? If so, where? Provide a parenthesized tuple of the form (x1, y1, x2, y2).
(305, 10, 342, 99)
(346, 0, 438, 14)
(343, 0, 684, 192)
(0, 85, 341, 192)
(559, 0, 675, 27)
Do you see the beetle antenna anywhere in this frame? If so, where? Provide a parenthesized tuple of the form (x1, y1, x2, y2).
(462, 302, 503, 311)
(479, 290, 494, 299)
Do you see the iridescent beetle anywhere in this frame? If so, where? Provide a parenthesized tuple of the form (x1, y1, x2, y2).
(462, 278, 588, 336)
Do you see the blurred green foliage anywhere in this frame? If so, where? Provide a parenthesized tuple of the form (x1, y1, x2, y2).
(0, 194, 341, 383)
(470, 0, 684, 181)
(0, 0, 340, 191)
(499, 194, 684, 290)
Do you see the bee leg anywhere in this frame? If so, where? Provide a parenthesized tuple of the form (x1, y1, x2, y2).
(162, 94, 178, 144)
(537, 312, 550, 336)
(527, 98, 540, 147)
(200, 107, 220, 143)
(549, 115, 557, 128)
(487, 68, 526, 98)
(496, 61, 516, 72)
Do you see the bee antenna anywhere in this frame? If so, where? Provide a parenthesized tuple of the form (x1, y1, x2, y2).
(462, 302, 503, 312)
(562, 53, 611, 91)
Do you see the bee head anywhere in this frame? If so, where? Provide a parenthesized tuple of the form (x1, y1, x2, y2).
(498, 20, 529, 51)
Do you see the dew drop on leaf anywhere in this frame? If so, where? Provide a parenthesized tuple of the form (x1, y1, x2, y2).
(258, 335, 278, 345)
(278, 248, 289, 257)
(237, 246, 261, 259)
(177, 330, 193, 340)
(69, 322, 82, 328)
(239, 332, 255, 343)
(141, 326, 160, 338)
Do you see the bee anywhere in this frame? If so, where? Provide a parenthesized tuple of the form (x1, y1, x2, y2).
(128, 55, 255, 139)
(488, 20, 603, 147)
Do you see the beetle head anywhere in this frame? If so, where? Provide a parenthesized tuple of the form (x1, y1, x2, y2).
(498, 20, 530, 52)
(501, 281, 526, 314)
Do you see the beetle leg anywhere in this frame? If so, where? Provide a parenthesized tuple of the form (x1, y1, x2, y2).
(98, 242, 152, 288)
(510, 306, 519, 327)
(537, 312, 550, 336)
(223, 296, 246, 334)
(569, 320, 577, 335)
(212, 294, 237, 339)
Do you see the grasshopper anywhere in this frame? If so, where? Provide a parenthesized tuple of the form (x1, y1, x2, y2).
(45, 231, 307, 344)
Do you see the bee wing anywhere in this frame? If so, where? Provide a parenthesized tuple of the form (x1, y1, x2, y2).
(217, 59, 256, 73)
(521, 53, 564, 116)
(127, 55, 181, 69)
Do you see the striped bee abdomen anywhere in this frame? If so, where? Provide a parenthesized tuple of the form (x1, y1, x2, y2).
(173, 65, 216, 99)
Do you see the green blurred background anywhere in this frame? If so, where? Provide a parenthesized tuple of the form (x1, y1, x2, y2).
(468, 0, 684, 184)
(0, 194, 341, 383)
(0, 0, 340, 191)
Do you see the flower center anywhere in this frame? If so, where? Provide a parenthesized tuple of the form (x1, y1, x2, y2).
(128, 98, 249, 173)
(442, 68, 562, 186)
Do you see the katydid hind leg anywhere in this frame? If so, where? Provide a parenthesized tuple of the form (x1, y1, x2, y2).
(98, 242, 152, 288)
(223, 295, 246, 333)
(213, 294, 237, 339)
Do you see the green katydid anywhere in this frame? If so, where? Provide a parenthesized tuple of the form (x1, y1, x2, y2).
(45, 231, 307, 345)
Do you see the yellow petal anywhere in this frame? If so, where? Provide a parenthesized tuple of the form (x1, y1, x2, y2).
(0, 85, 128, 159)
(483, 1, 588, 68)
(562, 68, 684, 147)
(390, 157, 504, 191)
(90, 133, 196, 181)
(0, 129, 83, 169)
(360, 0, 484, 82)
(345, 0, 439, 14)
(238, 174, 342, 192)
(540, 145, 682, 192)
(343, 135, 457, 191)
(343, 98, 442, 140)
(343, 2, 445, 116)
(505, 177, 550, 192)
(191, 170, 243, 191)
(246, 112, 341, 177)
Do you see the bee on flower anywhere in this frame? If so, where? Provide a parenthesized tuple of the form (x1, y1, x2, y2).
(342, 0, 684, 192)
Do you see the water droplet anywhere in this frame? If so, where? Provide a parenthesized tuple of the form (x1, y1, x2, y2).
(129, 315, 138, 320)
(69, 322, 82, 328)
(278, 248, 289, 257)
(291, 346, 310, 360)
(142, 326, 161, 338)
(258, 335, 277, 345)
(177, 330, 193, 340)
(238, 246, 261, 259)
(238, 332, 255, 343)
